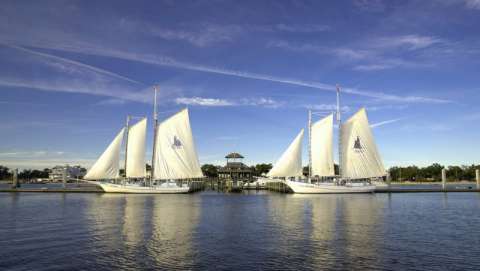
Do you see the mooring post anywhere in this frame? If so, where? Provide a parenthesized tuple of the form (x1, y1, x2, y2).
(386, 170, 391, 188)
(476, 169, 480, 189)
(62, 167, 67, 189)
(11, 168, 19, 189)
(441, 168, 447, 190)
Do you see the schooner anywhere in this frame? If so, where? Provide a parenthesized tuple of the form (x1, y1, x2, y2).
(84, 87, 204, 193)
(262, 86, 385, 193)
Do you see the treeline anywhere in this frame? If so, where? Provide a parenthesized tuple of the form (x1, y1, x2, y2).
(0, 166, 52, 180)
(389, 163, 480, 182)
(0, 166, 85, 181)
(2, 163, 480, 182)
(201, 163, 273, 178)
(201, 162, 480, 182)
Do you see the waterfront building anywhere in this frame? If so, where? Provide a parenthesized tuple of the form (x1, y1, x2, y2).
(218, 153, 253, 181)
(49, 165, 86, 181)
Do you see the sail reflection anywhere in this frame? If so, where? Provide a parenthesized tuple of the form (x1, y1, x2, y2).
(267, 194, 384, 269)
(147, 195, 201, 269)
(122, 195, 150, 246)
(315, 195, 383, 269)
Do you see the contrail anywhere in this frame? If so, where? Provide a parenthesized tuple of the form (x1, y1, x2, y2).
(2, 40, 451, 104)
(3, 44, 143, 85)
(370, 118, 404, 128)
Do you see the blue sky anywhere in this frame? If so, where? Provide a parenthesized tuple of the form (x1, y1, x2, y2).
(1, 0, 479, 169)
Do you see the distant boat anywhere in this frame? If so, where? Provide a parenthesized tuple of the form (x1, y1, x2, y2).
(85, 87, 204, 193)
(261, 86, 385, 193)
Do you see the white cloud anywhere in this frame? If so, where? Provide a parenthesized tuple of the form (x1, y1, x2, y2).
(353, 64, 394, 71)
(0, 158, 94, 170)
(131, 21, 243, 47)
(465, 0, 480, 9)
(175, 96, 284, 108)
(303, 103, 350, 113)
(0, 150, 65, 157)
(241, 97, 284, 108)
(376, 35, 442, 50)
(353, 0, 386, 12)
(268, 41, 370, 60)
(0, 150, 89, 169)
(274, 23, 330, 33)
(175, 97, 234, 106)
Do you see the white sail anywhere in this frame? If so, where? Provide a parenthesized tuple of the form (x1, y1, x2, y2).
(311, 114, 334, 177)
(84, 128, 125, 180)
(153, 108, 203, 180)
(268, 129, 304, 178)
(340, 108, 385, 179)
(126, 118, 147, 178)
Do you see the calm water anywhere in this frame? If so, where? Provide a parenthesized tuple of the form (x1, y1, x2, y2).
(1, 191, 480, 270)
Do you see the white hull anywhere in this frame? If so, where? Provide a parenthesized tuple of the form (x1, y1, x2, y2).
(89, 181, 190, 194)
(286, 180, 376, 194)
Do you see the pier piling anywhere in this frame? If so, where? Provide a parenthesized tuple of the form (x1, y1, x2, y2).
(62, 167, 67, 189)
(476, 169, 480, 189)
(387, 171, 391, 187)
(441, 168, 447, 190)
(11, 168, 19, 189)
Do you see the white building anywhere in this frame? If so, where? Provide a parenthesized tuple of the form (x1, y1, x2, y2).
(49, 165, 86, 181)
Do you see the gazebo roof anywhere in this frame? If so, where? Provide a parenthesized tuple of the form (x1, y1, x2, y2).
(225, 152, 244, 159)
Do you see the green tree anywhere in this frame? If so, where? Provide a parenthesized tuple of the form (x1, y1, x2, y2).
(201, 164, 218, 178)
(254, 163, 272, 176)
(0, 165, 12, 180)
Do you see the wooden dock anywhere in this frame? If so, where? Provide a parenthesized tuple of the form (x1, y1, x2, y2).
(375, 188, 480, 193)
(0, 188, 103, 193)
(0, 181, 205, 193)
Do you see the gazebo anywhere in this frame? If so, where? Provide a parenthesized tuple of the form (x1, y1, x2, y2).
(218, 152, 253, 181)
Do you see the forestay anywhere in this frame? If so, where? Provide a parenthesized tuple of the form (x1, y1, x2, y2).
(153, 108, 203, 180)
(84, 128, 125, 180)
(311, 114, 334, 176)
(340, 108, 385, 179)
(268, 129, 304, 178)
(126, 118, 147, 178)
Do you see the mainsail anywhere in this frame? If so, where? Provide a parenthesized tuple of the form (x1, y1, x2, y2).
(126, 118, 147, 178)
(311, 114, 334, 176)
(340, 108, 385, 179)
(267, 129, 304, 177)
(84, 128, 125, 180)
(153, 108, 203, 180)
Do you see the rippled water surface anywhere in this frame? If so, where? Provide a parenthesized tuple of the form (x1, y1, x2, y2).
(1, 191, 480, 270)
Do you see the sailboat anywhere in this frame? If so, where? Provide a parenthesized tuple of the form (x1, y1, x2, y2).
(85, 87, 204, 193)
(264, 86, 385, 193)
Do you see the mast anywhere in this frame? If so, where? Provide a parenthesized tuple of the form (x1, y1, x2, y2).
(150, 85, 159, 186)
(308, 109, 312, 183)
(123, 115, 131, 184)
(336, 84, 342, 178)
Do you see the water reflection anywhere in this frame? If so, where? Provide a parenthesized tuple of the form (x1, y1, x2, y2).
(148, 195, 201, 269)
(4, 192, 479, 270)
(84, 194, 201, 269)
(267, 194, 384, 269)
(122, 195, 149, 246)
